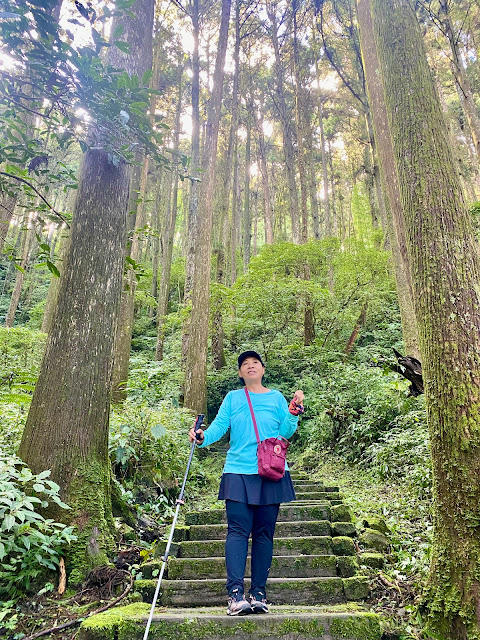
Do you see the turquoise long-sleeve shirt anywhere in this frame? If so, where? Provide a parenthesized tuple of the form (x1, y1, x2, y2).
(198, 388, 298, 474)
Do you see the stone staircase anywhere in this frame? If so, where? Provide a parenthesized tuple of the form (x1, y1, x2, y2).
(79, 471, 382, 640)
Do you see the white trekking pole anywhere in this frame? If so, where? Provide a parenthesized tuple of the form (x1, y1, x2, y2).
(143, 413, 205, 640)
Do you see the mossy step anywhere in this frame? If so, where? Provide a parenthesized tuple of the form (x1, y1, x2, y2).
(178, 535, 356, 558)
(143, 554, 358, 580)
(186, 504, 333, 526)
(296, 492, 344, 501)
(79, 603, 382, 640)
(188, 520, 333, 541)
(134, 575, 369, 606)
(293, 499, 344, 507)
(293, 484, 340, 493)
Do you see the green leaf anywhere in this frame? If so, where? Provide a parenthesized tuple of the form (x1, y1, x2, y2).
(114, 41, 130, 54)
(79, 140, 89, 153)
(46, 260, 60, 277)
(151, 424, 166, 440)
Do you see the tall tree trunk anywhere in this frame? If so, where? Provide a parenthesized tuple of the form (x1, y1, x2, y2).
(357, 0, 419, 358)
(292, 0, 309, 243)
(184, 0, 232, 413)
(182, 0, 201, 361)
(0, 194, 16, 254)
(328, 139, 337, 234)
(230, 136, 240, 284)
(367, 0, 480, 636)
(156, 66, 183, 361)
(439, 0, 480, 162)
(184, 0, 201, 303)
(304, 98, 320, 239)
(149, 167, 164, 317)
(267, 5, 300, 242)
(256, 104, 274, 244)
(111, 154, 149, 402)
(243, 100, 252, 271)
(4, 222, 35, 327)
(319, 100, 331, 236)
(211, 248, 226, 370)
(18, 0, 155, 583)
(41, 229, 71, 334)
(217, 0, 240, 252)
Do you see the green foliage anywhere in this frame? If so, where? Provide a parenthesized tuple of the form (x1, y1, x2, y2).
(0, 0, 167, 223)
(0, 455, 76, 602)
(0, 327, 45, 402)
(365, 407, 430, 497)
(219, 240, 395, 357)
(109, 400, 194, 488)
(296, 361, 420, 462)
(0, 403, 28, 455)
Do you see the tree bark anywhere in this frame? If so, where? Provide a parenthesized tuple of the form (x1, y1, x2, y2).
(182, 0, 201, 361)
(439, 0, 480, 163)
(367, 0, 480, 635)
(319, 100, 331, 236)
(266, 4, 300, 243)
(256, 104, 274, 244)
(41, 228, 70, 334)
(156, 66, 183, 361)
(18, 0, 155, 583)
(356, 0, 420, 359)
(4, 222, 35, 327)
(243, 99, 252, 270)
(184, 0, 232, 413)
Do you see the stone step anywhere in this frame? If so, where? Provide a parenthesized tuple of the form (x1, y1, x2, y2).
(79, 603, 382, 640)
(293, 499, 344, 507)
(293, 484, 340, 493)
(134, 575, 370, 606)
(185, 504, 333, 525)
(188, 520, 332, 541)
(187, 520, 356, 542)
(295, 491, 344, 501)
(178, 535, 356, 558)
(141, 554, 358, 580)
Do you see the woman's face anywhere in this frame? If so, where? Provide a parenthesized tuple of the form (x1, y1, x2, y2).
(238, 357, 265, 383)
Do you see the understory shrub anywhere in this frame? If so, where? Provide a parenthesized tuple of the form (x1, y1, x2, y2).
(109, 400, 194, 489)
(0, 456, 76, 602)
(364, 406, 430, 498)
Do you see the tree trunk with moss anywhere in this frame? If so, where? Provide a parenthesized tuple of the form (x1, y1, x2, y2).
(356, 0, 420, 359)
(18, 0, 155, 584)
(367, 0, 480, 636)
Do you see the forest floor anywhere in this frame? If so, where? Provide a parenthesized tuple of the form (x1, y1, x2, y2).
(9, 451, 431, 640)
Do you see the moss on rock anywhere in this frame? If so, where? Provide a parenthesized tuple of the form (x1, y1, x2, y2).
(330, 613, 381, 639)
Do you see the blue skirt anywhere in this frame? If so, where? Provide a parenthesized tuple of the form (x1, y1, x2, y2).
(218, 472, 296, 505)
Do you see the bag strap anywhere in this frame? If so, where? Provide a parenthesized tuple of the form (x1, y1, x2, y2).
(244, 387, 261, 445)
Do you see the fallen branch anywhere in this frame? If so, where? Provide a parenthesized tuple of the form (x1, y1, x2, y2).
(378, 570, 401, 594)
(22, 573, 133, 640)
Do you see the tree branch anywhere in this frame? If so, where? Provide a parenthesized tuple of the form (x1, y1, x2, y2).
(0, 172, 70, 227)
(22, 573, 133, 640)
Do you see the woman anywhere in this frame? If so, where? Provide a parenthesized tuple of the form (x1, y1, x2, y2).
(188, 350, 304, 616)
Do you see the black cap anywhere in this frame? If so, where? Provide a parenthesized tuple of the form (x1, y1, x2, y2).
(238, 350, 265, 368)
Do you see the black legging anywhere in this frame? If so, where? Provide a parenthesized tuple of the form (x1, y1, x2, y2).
(225, 499, 280, 596)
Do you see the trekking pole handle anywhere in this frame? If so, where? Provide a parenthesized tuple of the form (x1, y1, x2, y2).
(194, 413, 205, 441)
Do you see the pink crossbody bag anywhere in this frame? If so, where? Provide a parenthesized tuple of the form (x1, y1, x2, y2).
(244, 387, 290, 481)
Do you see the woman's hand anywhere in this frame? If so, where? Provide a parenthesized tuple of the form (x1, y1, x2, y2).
(293, 390, 304, 405)
(188, 426, 204, 443)
(289, 390, 305, 415)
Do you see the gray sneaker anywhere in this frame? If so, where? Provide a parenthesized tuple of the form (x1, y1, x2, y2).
(249, 591, 269, 614)
(227, 589, 253, 616)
